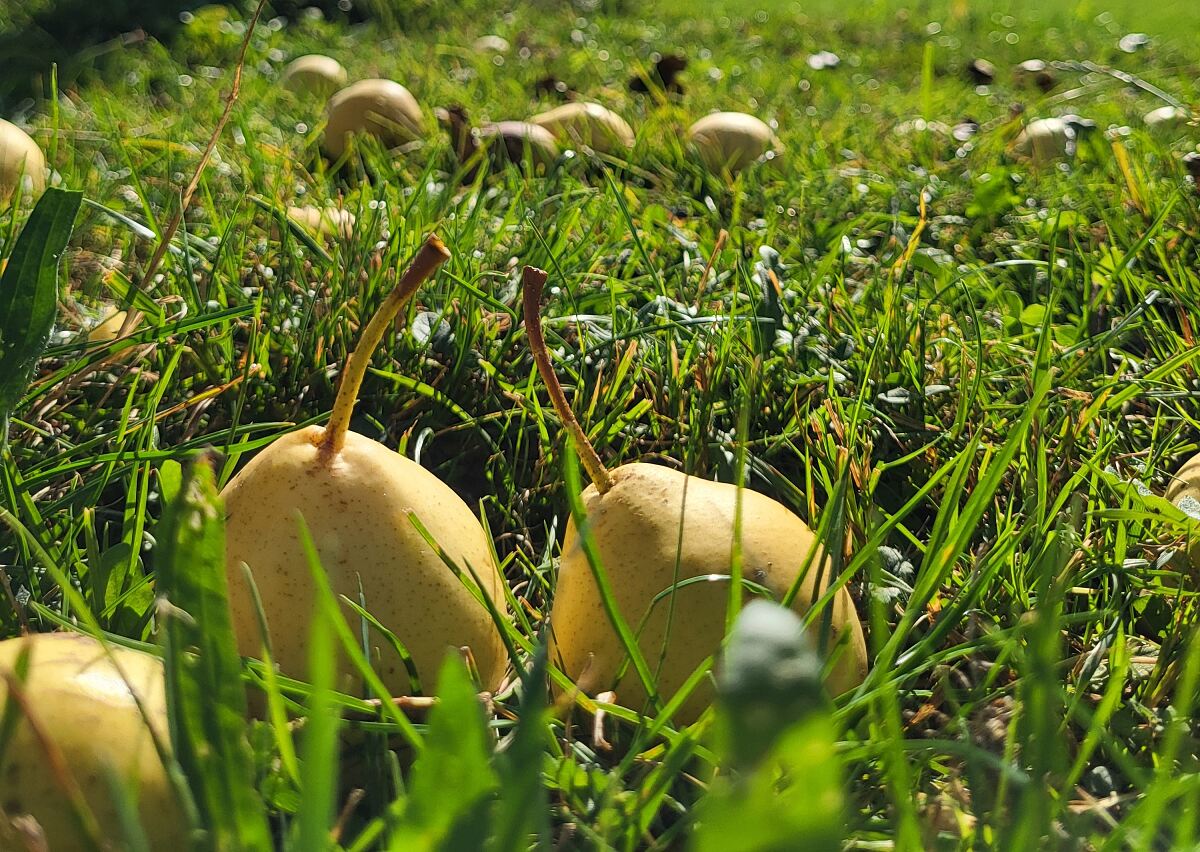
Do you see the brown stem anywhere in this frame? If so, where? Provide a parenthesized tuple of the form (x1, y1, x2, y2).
(521, 266, 614, 494)
(319, 235, 451, 459)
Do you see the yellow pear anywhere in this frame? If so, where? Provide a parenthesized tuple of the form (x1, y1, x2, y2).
(1144, 105, 1190, 130)
(436, 105, 559, 181)
(528, 102, 634, 155)
(323, 78, 425, 160)
(0, 119, 46, 207)
(0, 633, 185, 850)
(221, 236, 509, 697)
(87, 309, 132, 343)
(1013, 58, 1056, 91)
(521, 267, 867, 723)
(1166, 452, 1200, 507)
(1011, 115, 1095, 164)
(686, 111, 781, 174)
(281, 54, 348, 98)
(284, 204, 357, 239)
(1166, 452, 1200, 571)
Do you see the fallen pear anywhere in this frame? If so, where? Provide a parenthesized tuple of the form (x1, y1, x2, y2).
(1014, 58, 1056, 91)
(0, 633, 185, 850)
(281, 53, 348, 98)
(323, 78, 425, 160)
(285, 204, 357, 240)
(436, 104, 559, 179)
(522, 267, 868, 723)
(1144, 105, 1190, 130)
(0, 118, 46, 207)
(1012, 115, 1096, 164)
(528, 101, 634, 155)
(1185, 152, 1200, 182)
(966, 58, 997, 86)
(1166, 451, 1200, 570)
(686, 111, 781, 174)
(221, 235, 510, 698)
(87, 308, 134, 343)
(472, 35, 510, 54)
(1166, 453, 1200, 508)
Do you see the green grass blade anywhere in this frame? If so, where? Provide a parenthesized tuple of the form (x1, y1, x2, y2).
(490, 645, 552, 851)
(156, 455, 272, 850)
(561, 448, 662, 714)
(293, 593, 340, 852)
(393, 654, 497, 849)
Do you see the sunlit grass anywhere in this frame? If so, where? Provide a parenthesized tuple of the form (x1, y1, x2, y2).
(1, 0, 1199, 847)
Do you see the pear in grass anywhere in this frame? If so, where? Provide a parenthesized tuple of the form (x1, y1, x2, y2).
(686, 111, 781, 174)
(284, 205, 357, 240)
(1166, 451, 1200, 572)
(0, 633, 184, 850)
(527, 102, 634, 155)
(0, 118, 45, 206)
(436, 104, 559, 180)
(522, 267, 868, 724)
(221, 236, 510, 697)
(1011, 115, 1096, 164)
(323, 78, 425, 160)
(281, 54, 348, 98)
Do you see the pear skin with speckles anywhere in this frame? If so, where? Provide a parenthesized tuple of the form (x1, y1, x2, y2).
(549, 462, 867, 722)
(1166, 452, 1200, 572)
(0, 633, 184, 850)
(221, 425, 509, 695)
(0, 119, 45, 206)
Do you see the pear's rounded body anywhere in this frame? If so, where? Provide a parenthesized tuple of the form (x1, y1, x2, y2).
(0, 633, 184, 850)
(1144, 105, 1189, 129)
(549, 462, 867, 722)
(687, 111, 780, 173)
(222, 426, 508, 694)
(1166, 452, 1200, 570)
(481, 121, 560, 169)
(282, 54, 348, 97)
(1014, 58, 1055, 90)
(323, 79, 425, 159)
(528, 102, 634, 155)
(285, 205, 357, 239)
(0, 119, 46, 206)
(473, 35, 510, 54)
(1167, 453, 1200, 508)
(1012, 116, 1097, 164)
(87, 309, 129, 343)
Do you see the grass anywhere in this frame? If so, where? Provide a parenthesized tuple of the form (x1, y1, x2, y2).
(2, 0, 1200, 847)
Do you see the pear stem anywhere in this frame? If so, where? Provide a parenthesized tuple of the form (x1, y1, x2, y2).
(319, 235, 451, 460)
(521, 266, 615, 495)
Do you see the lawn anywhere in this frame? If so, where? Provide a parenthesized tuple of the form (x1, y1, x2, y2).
(1, 0, 1199, 848)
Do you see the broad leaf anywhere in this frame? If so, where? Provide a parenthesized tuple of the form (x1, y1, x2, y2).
(156, 455, 272, 850)
(490, 645, 552, 851)
(714, 600, 828, 771)
(395, 652, 497, 850)
(0, 187, 82, 445)
(692, 716, 845, 852)
(692, 600, 844, 852)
